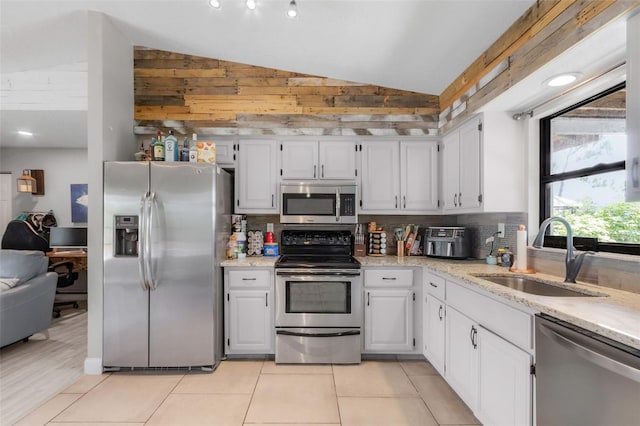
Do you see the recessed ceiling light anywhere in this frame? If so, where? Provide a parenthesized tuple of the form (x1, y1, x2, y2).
(208, 0, 221, 8)
(18, 130, 33, 136)
(246, 0, 256, 10)
(545, 73, 581, 87)
(287, 0, 298, 18)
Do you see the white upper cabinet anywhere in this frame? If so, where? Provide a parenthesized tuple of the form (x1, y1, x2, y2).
(360, 140, 439, 214)
(319, 141, 358, 179)
(442, 112, 525, 213)
(360, 141, 401, 211)
(281, 141, 318, 180)
(401, 141, 439, 211)
(214, 140, 236, 166)
(280, 140, 357, 180)
(442, 118, 481, 211)
(235, 139, 278, 213)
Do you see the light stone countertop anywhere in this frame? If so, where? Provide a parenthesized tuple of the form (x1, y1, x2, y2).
(221, 256, 278, 267)
(222, 255, 640, 349)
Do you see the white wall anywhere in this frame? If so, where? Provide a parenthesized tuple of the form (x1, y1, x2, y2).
(85, 11, 134, 374)
(0, 148, 88, 227)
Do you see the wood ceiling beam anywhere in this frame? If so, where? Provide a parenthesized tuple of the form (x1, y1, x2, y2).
(439, 0, 579, 111)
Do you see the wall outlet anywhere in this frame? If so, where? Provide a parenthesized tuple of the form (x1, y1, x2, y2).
(497, 223, 505, 238)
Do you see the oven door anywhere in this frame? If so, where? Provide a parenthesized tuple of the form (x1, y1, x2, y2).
(275, 269, 362, 328)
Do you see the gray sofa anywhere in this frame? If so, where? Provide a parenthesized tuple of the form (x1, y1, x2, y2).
(0, 249, 57, 347)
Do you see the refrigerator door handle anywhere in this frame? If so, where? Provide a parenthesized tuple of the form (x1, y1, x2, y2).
(147, 191, 157, 290)
(138, 192, 150, 291)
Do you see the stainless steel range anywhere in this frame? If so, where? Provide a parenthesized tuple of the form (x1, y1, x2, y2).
(275, 230, 362, 364)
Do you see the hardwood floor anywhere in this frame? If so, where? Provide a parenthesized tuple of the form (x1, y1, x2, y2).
(0, 306, 87, 425)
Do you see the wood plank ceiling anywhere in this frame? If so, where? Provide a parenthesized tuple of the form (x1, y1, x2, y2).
(134, 49, 440, 138)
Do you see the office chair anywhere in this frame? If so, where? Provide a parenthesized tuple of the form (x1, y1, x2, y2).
(2, 220, 80, 317)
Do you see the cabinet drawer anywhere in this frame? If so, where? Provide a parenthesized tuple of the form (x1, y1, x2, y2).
(447, 280, 532, 351)
(364, 269, 414, 288)
(424, 271, 445, 299)
(228, 270, 270, 289)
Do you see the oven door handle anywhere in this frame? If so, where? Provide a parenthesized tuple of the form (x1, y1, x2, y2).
(276, 270, 361, 277)
(276, 330, 360, 338)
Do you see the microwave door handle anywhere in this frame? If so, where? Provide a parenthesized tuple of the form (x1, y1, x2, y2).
(336, 189, 340, 222)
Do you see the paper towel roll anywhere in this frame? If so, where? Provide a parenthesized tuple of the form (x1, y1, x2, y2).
(516, 225, 527, 271)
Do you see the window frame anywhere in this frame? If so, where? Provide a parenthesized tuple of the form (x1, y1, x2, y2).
(539, 82, 639, 256)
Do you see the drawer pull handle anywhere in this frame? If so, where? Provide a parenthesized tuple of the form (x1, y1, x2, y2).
(382, 277, 397, 280)
(242, 278, 257, 281)
(429, 282, 438, 288)
(438, 305, 443, 321)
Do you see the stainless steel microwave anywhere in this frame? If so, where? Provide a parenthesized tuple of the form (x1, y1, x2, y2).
(280, 182, 358, 224)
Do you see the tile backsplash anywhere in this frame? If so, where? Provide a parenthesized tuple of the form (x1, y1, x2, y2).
(244, 212, 528, 259)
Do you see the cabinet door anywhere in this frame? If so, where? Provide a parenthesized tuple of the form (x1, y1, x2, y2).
(458, 118, 482, 209)
(319, 141, 357, 180)
(281, 141, 318, 180)
(445, 306, 478, 410)
(227, 290, 272, 353)
(236, 140, 278, 212)
(401, 141, 439, 211)
(423, 293, 446, 375)
(364, 288, 414, 352)
(215, 140, 235, 166)
(360, 141, 400, 211)
(477, 327, 531, 426)
(442, 131, 460, 211)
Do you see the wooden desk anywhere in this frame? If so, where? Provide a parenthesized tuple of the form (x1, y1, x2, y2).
(47, 251, 88, 271)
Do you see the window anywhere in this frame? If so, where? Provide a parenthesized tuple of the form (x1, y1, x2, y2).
(540, 82, 640, 255)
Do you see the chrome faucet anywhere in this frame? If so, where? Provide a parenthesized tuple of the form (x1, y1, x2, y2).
(532, 216, 592, 283)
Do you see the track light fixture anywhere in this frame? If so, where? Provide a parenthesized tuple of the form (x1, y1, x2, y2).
(512, 111, 534, 121)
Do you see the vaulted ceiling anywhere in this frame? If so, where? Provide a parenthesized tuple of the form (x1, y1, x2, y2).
(0, 0, 632, 148)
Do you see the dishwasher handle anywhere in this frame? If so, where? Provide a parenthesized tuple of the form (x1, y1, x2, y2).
(538, 321, 640, 383)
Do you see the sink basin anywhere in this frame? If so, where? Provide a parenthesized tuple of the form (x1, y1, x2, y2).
(474, 275, 604, 297)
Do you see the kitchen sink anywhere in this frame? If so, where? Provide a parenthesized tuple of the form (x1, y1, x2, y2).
(473, 275, 605, 297)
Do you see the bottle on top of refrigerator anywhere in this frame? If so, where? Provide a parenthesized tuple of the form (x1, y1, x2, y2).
(189, 133, 198, 163)
(180, 138, 190, 162)
(150, 138, 157, 161)
(164, 131, 178, 162)
(154, 135, 165, 161)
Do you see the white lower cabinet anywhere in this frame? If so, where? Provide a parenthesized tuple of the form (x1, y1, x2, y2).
(363, 268, 416, 353)
(476, 326, 532, 426)
(365, 288, 414, 352)
(224, 268, 274, 354)
(423, 271, 446, 375)
(423, 292, 446, 375)
(445, 306, 479, 409)
(426, 271, 534, 426)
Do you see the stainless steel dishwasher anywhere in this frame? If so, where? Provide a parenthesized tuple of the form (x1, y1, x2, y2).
(535, 314, 640, 426)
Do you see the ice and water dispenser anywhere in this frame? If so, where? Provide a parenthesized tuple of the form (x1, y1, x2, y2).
(114, 215, 139, 256)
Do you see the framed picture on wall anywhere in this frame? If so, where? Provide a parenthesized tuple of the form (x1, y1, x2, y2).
(71, 184, 88, 223)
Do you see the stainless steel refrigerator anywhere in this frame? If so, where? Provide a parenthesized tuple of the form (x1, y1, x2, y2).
(103, 162, 231, 369)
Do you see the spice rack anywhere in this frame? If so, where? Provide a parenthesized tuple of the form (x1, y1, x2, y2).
(367, 231, 387, 256)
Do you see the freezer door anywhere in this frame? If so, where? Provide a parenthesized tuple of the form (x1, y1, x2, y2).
(103, 161, 150, 367)
(148, 163, 217, 367)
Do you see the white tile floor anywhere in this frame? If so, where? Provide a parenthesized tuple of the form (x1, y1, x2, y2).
(15, 360, 480, 426)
